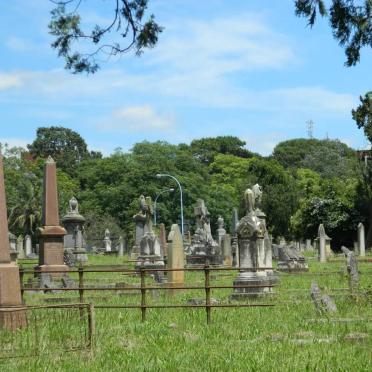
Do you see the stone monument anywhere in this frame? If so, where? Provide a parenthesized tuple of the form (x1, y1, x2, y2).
(37, 157, 68, 276)
(316, 224, 332, 262)
(231, 184, 277, 299)
(357, 223, 366, 257)
(62, 197, 87, 263)
(103, 228, 112, 253)
(0, 154, 27, 330)
(231, 208, 239, 267)
(24, 235, 33, 257)
(221, 234, 232, 267)
(167, 224, 185, 286)
(159, 223, 168, 258)
(131, 195, 148, 258)
(135, 196, 165, 281)
(16, 235, 25, 259)
(217, 216, 226, 247)
(187, 199, 220, 266)
(277, 243, 308, 272)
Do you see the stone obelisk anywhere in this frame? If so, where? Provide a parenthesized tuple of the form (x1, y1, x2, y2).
(0, 155, 27, 330)
(37, 157, 67, 275)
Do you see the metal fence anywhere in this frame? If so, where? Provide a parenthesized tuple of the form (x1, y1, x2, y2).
(19, 265, 276, 324)
(0, 304, 93, 359)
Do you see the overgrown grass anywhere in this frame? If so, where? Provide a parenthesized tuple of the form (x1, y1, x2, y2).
(1, 254, 371, 371)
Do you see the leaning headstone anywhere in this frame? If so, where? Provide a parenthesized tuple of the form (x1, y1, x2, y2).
(277, 244, 308, 272)
(37, 156, 68, 276)
(310, 282, 337, 314)
(0, 154, 27, 330)
(357, 223, 366, 257)
(167, 224, 185, 286)
(341, 246, 359, 295)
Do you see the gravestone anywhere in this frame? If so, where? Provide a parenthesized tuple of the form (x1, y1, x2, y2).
(8, 232, 17, 261)
(310, 282, 337, 313)
(231, 208, 239, 267)
(131, 195, 148, 258)
(316, 224, 332, 263)
(277, 243, 308, 272)
(217, 216, 226, 247)
(305, 239, 312, 251)
(159, 223, 168, 258)
(231, 185, 277, 299)
(357, 223, 366, 257)
(103, 229, 112, 252)
(167, 224, 185, 286)
(187, 199, 220, 266)
(25, 235, 32, 257)
(341, 246, 359, 294)
(62, 197, 88, 263)
(37, 157, 68, 276)
(0, 154, 27, 330)
(222, 234, 232, 267)
(16, 235, 25, 259)
(118, 236, 125, 257)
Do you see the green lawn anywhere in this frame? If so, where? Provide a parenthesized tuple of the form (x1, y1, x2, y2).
(1, 254, 371, 371)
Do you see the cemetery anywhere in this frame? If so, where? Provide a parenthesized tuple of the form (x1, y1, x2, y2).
(1, 1, 372, 371)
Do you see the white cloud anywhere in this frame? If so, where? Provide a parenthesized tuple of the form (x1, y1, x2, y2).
(0, 73, 22, 91)
(0, 137, 28, 149)
(99, 105, 175, 132)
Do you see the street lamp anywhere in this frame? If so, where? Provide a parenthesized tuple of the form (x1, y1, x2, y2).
(156, 173, 184, 236)
(154, 188, 174, 226)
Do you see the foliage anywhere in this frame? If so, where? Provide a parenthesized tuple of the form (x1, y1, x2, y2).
(49, 0, 163, 73)
(295, 0, 372, 66)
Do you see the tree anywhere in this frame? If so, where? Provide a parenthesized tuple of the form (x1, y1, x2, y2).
(49, 0, 163, 73)
(295, 0, 372, 66)
(189, 136, 256, 166)
(352, 91, 372, 144)
(27, 126, 101, 175)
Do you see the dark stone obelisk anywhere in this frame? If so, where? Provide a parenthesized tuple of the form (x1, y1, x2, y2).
(37, 156, 67, 275)
(0, 155, 27, 330)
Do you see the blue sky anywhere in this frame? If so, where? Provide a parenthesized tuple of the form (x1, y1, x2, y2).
(0, 0, 371, 155)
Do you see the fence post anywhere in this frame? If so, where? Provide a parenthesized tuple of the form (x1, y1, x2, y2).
(19, 265, 25, 303)
(140, 267, 146, 322)
(78, 263, 84, 304)
(88, 304, 95, 349)
(204, 264, 211, 325)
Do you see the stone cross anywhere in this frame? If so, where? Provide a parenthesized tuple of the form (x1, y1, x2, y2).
(167, 224, 184, 286)
(357, 223, 366, 257)
(38, 156, 67, 275)
(0, 155, 27, 330)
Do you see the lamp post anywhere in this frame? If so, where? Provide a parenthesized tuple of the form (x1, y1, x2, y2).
(154, 188, 174, 226)
(156, 173, 184, 236)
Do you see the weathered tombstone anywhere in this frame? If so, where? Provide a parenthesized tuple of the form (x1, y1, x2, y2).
(62, 197, 88, 263)
(159, 223, 168, 258)
(222, 234, 232, 267)
(341, 246, 359, 295)
(16, 235, 25, 259)
(0, 154, 27, 330)
(277, 244, 308, 272)
(305, 239, 312, 251)
(231, 185, 277, 299)
(310, 282, 337, 313)
(231, 208, 239, 267)
(37, 157, 68, 276)
(187, 199, 220, 266)
(353, 241, 359, 255)
(357, 223, 366, 257)
(167, 224, 185, 286)
(25, 235, 32, 257)
(131, 195, 147, 258)
(318, 224, 327, 263)
(103, 228, 112, 252)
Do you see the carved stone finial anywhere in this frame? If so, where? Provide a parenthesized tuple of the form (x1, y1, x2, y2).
(69, 197, 79, 213)
(46, 155, 55, 164)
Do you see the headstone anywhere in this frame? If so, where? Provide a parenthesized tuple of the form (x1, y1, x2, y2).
(167, 224, 185, 285)
(217, 216, 226, 247)
(62, 197, 88, 263)
(357, 223, 366, 257)
(0, 154, 27, 330)
(231, 184, 277, 299)
(341, 246, 359, 294)
(37, 157, 68, 276)
(231, 208, 239, 267)
(187, 199, 220, 266)
(159, 223, 168, 258)
(25, 235, 32, 257)
(277, 243, 308, 272)
(310, 282, 337, 313)
(305, 239, 312, 251)
(221, 234, 232, 267)
(118, 236, 125, 257)
(103, 228, 112, 252)
(16, 235, 25, 259)
(131, 195, 148, 258)
(318, 224, 327, 263)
